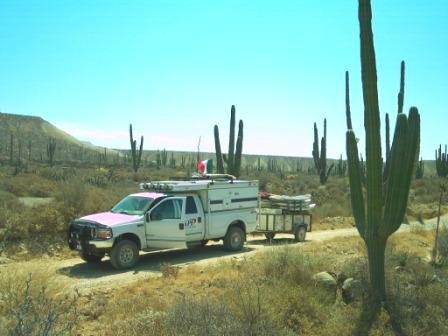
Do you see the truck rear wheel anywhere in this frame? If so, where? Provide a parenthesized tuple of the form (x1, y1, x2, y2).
(224, 226, 245, 251)
(110, 239, 139, 269)
(265, 232, 276, 240)
(294, 226, 307, 242)
(80, 252, 105, 263)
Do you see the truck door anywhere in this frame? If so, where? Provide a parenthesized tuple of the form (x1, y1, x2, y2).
(184, 195, 205, 243)
(145, 197, 187, 249)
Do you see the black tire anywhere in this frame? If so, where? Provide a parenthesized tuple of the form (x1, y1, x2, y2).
(294, 226, 307, 242)
(80, 252, 105, 263)
(110, 239, 139, 269)
(265, 232, 276, 240)
(223, 226, 245, 251)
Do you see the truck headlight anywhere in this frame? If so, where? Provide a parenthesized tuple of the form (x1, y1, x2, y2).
(94, 227, 113, 240)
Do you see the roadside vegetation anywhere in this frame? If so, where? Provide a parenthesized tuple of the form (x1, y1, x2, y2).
(1, 228, 447, 335)
(0, 162, 445, 261)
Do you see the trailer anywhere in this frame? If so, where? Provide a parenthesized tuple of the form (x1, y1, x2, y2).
(255, 193, 314, 242)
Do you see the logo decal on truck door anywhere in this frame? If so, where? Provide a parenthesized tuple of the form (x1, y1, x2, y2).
(185, 218, 197, 228)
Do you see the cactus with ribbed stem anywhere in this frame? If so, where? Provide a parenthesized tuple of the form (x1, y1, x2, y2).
(213, 125, 225, 174)
(435, 145, 448, 178)
(415, 157, 424, 179)
(47, 137, 56, 167)
(129, 124, 144, 173)
(214, 105, 244, 177)
(336, 154, 347, 177)
(312, 119, 334, 184)
(345, 0, 420, 302)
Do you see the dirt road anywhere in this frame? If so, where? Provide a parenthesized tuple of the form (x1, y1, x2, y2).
(1, 216, 443, 294)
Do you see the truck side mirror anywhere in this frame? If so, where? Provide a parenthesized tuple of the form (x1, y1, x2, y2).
(145, 212, 150, 222)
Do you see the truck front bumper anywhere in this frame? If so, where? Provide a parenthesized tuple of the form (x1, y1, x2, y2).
(69, 237, 115, 254)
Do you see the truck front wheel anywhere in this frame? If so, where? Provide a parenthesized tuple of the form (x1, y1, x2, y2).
(223, 226, 245, 251)
(80, 252, 105, 263)
(110, 239, 139, 269)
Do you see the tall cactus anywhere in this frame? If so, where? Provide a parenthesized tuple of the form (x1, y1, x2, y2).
(214, 125, 225, 174)
(415, 157, 424, 179)
(129, 124, 144, 173)
(345, 0, 420, 302)
(435, 145, 448, 178)
(214, 105, 244, 177)
(312, 118, 334, 184)
(336, 154, 347, 177)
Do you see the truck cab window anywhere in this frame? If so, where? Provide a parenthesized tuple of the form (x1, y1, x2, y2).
(152, 199, 183, 220)
(186, 196, 197, 214)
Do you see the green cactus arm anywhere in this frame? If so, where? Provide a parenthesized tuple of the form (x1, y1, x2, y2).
(321, 118, 327, 163)
(227, 105, 236, 170)
(327, 163, 335, 178)
(345, 70, 366, 239)
(345, 71, 353, 130)
(214, 125, 225, 174)
(234, 120, 243, 177)
(382, 108, 420, 236)
(347, 130, 366, 239)
(312, 122, 320, 170)
(138, 136, 144, 166)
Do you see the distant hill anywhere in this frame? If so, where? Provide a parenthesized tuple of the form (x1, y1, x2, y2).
(0, 112, 114, 163)
(0, 112, 437, 176)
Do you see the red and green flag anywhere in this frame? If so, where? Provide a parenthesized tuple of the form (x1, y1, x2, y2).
(197, 159, 213, 175)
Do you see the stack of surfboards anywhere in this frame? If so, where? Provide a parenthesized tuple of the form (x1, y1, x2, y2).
(260, 194, 315, 212)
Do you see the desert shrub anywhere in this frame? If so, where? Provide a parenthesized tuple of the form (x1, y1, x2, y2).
(312, 201, 351, 222)
(388, 268, 448, 335)
(411, 177, 442, 204)
(165, 292, 283, 336)
(0, 173, 57, 197)
(0, 274, 79, 336)
(54, 179, 87, 221)
(26, 204, 65, 235)
(160, 263, 180, 279)
(108, 309, 166, 335)
(39, 166, 77, 182)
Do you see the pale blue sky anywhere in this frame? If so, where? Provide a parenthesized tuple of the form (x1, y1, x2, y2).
(0, 1, 447, 159)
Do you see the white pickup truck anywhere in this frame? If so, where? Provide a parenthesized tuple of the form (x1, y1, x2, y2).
(68, 175, 258, 269)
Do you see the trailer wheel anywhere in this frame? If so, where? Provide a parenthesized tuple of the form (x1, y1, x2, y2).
(265, 232, 276, 240)
(80, 252, 104, 263)
(110, 239, 139, 269)
(294, 226, 307, 242)
(224, 226, 245, 251)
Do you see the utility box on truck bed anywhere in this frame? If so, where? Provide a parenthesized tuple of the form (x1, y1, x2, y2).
(68, 174, 258, 269)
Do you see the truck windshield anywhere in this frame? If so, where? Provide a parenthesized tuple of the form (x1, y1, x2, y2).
(110, 196, 154, 216)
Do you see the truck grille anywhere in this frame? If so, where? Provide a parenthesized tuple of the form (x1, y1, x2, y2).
(68, 220, 97, 250)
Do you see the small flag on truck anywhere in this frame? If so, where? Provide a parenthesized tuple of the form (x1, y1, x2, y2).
(197, 159, 213, 175)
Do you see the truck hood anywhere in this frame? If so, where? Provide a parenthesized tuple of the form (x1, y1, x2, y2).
(79, 212, 141, 227)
